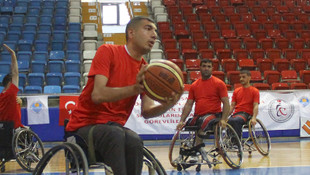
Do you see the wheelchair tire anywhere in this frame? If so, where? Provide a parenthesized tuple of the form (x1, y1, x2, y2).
(215, 124, 243, 169)
(33, 142, 89, 175)
(168, 130, 181, 168)
(249, 119, 271, 156)
(143, 146, 167, 175)
(12, 128, 44, 172)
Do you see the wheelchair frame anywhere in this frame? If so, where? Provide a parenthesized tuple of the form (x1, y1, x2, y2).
(169, 122, 243, 172)
(242, 118, 271, 156)
(0, 121, 45, 172)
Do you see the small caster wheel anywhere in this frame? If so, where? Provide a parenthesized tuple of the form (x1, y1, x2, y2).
(177, 164, 182, 171)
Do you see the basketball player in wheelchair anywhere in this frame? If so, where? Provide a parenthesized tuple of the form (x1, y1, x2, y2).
(169, 59, 243, 171)
(0, 44, 44, 172)
(228, 70, 271, 156)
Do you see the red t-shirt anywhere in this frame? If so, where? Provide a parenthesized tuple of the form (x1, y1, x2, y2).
(66, 45, 146, 131)
(232, 86, 260, 115)
(188, 76, 228, 116)
(0, 84, 23, 129)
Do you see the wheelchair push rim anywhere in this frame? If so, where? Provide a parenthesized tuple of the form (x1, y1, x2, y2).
(249, 119, 271, 156)
(12, 128, 45, 172)
(215, 124, 243, 169)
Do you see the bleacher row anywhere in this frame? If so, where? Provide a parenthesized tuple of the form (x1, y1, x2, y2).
(149, 0, 310, 90)
(0, 0, 100, 94)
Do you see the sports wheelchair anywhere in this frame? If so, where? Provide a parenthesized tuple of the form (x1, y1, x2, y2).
(34, 120, 167, 175)
(241, 119, 271, 156)
(169, 118, 243, 172)
(0, 121, 45, 172)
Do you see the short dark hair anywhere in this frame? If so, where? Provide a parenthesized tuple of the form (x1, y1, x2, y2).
(2, 73, 12, 87)
(240, 69, 251, 76)
(125, 16, 155, 41)
(200, 59, 213, 66)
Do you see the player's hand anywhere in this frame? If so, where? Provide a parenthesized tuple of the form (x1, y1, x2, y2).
(219, 119, 227, 128)
(135, 65, 147, 94)
(250, 118, 257, 126)
(16, 97, 22, 105)
(3, 44, 15, 55)
(176, 121, 185, 131)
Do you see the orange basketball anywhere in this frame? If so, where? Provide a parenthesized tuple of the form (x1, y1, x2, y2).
(143, 60, 184, 102)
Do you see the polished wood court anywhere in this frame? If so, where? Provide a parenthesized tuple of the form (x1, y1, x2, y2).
(2, 137, 310, 174)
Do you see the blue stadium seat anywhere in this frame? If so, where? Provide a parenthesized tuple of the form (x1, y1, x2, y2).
(17, 51, 32, 60)
(54, 15, 67, 25)
(12, 14, 25, 24)
(18, 86, 23, 94)
(48, 61, 64, 73)
(54, 23, 66, 31)
(14, 5, 28, 14)
(7, 31, 21, 41)
(18, 40, 32, 51)
(56, 0, 68, 8)
(42, 0, 55, 7)
(0, 52, 11, 62)
(16, 0, 29, 7)
(0, 15, 10, 24)
(44, 85, 61, 93)
(65, 60, 80, 73)
(0, 86, 4, 92)
(26, 15, 39, 24)
(64, 72, 80, 86)
(49, 51, 65, 60)
(39, 15, 53, 24)
(0, 73, 6, 84)
(46, 72, 62, 85)
(29, 0, 41, 7)
(52, 30, 66, 41)
(9, 23, 23, 31)
(28, 73, 45, 86)
(34, 40, 49, 51)
(19, 73, 27, 87)
(0, 62, 11, 74)
(66, 50, 81, 61)
(21, 31, 36, 42)
(68, 31, 81, 40)
(55, 7, 68, 16)
(37, 31, 51, 40)
(0, 6, 13, 15)
(18, 59, 30, 72)
(68, 23, 81, 32)
(24, 23, 38, 31)
(14, 6, 28, 14)
(0, 24, 8, 33)
(2, 41, 17, 52)
(24, 85, 42, 94)
(31, 60, 46, 73)
(33, 51, 48, 61)
(51, 40, 65, 51)
(63, 85, 80, 93)
(38, 23, 52, 31)
(0, 31, 5, 44)
(66, 40, 80, 51)
(41, 7, 54, 15)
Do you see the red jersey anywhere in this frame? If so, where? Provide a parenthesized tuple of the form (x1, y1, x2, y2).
(232, 86, 260, 115)
(66, 45, 146, 131)
(0, 84, 23, 129)
(188, 76, 228, 116)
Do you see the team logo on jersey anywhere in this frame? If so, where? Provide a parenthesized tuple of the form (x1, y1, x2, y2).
(299, 97, 310, 107)
(268, 99, 294, 123)
(30, 101, 44, 113)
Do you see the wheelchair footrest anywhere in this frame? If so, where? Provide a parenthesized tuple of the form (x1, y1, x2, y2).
(180, 143, 205, 156)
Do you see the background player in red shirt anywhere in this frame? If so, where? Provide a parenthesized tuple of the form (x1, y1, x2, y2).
(228, 70, 260, 139)
(176, 59, 230, 146)
(66, 17, 180, 175)
(0, 44, 24, 129)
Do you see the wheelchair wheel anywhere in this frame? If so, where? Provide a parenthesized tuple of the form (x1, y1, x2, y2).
(168, 129, 196, 168)
(249, 119, 271, 156)
(12, 128, 44, 172)
(215, 124, 243, 169)
(143, 146, 167, 175)
(33, 142, 89, 175)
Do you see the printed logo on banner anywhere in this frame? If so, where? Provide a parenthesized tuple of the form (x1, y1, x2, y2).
(302, 120, 310, 135)
(30, 101, 44, 113)
(268, 99, 294, 123)
(65, 101, 76, 114)
(299, 97, 310, 107)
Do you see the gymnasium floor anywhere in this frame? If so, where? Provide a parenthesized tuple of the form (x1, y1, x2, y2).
(1, 137, 310, 175)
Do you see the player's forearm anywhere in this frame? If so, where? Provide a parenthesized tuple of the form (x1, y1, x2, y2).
(252, 105, 258, 119)
(222, 101, 230, 121)
(180, 104, 192, 122)
(142, 103, 173, 119)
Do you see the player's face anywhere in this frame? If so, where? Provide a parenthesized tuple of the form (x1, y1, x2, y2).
(132, 20, 157, 55)
(200, 62, 213, 79)
(240, 73, 251, 85)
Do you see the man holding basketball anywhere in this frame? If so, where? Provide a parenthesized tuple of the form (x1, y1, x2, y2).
(66, 16, 180, 175)
(228, 70, 260, 139)
(176, 59, 230, 146)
